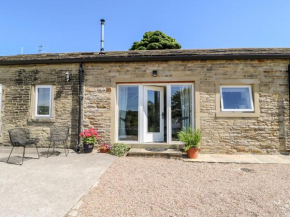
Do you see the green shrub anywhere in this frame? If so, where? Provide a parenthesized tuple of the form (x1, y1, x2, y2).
(130, 31, 181, 50)
(177, 127, 202, 151)
(109, 143, 129, 157)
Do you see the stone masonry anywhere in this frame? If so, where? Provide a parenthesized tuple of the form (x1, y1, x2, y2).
(0, 51, 289, 154)
(0, 63, 79, 148)
(83, 59, 290, 154)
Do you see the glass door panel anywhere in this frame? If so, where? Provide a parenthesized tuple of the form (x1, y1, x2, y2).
(144, 86, 164, 142)
(147, 90, 160, 132)
(171, 85, 192, 141)
(118, 86, 139, 141)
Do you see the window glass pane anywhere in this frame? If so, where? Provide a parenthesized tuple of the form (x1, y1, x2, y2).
(37, 88, 51, 115)
(221, 87, 252, 110)
(118, 86, 139, 141)
(147, 90, 160, 133)
(171, 85, 192, 141)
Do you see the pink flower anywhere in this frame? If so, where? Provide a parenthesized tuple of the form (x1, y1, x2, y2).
(79, 128, 100, 140)
(100, 143, 111, 150)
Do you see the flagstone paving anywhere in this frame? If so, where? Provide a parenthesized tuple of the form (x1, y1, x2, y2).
(0, 147, 116, 217)
(183, 153, 290, 164)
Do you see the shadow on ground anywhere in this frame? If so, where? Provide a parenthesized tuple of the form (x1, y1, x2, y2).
(0, 156, 36, 165)
(40, 151, 61, 157)
(0, 151, 61, 165)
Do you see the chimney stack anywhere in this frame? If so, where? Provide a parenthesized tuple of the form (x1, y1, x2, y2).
(100, 19, 105, 53)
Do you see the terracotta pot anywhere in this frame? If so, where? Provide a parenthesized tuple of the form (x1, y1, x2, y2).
(83, 143, 94, 153)
(187, 148, 199, 159)
(100, 148, 110, 153)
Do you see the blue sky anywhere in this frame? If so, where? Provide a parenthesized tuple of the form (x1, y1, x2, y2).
(1, 0, 290, 56)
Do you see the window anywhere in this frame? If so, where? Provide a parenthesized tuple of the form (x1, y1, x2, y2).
(220, 85, 254, 112)
(171, 85, 192, 141)
(0, 85, 2, 115)
(118, 85, 139, 141)
(35, 85, 52, 117)
(216, 79, 260, 118)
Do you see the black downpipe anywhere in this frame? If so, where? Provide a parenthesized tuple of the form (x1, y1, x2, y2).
(77, 63, 83, 152)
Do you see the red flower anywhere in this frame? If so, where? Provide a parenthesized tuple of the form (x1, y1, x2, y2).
(79, 128, 100, 139)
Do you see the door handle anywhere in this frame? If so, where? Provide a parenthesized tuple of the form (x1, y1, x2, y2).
(162, 112, 165, 119)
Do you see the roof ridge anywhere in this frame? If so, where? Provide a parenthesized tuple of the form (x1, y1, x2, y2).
(1, 48, 290, 65)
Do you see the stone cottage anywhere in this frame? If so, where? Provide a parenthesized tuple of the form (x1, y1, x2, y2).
(0, 48, 289, 154)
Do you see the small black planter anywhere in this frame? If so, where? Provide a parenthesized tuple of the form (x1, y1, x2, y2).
(83, 143, 94, 153)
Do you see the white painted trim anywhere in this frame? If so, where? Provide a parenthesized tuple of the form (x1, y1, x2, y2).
(35, 85, 52, 118)
(143, 86, 164, 142)
(169, 83, 194, 144)
(139, 85, 143, 143)
(220, 85, 254, 112)
(0, 84, 2, 136)
(192, 83, 195, 129)
(116, 84, 140, 143)
(0, 84, 2, 116)
(166, 84, 171, 144)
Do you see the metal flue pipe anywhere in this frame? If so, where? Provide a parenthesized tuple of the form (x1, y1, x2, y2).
(100, 19, 105, 53)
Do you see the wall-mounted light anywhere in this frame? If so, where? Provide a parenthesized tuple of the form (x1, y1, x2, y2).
(152, 70, 157, 77)
(65, 71, 71, 82)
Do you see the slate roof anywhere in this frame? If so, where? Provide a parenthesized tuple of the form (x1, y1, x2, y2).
(0, 48, 290, 65)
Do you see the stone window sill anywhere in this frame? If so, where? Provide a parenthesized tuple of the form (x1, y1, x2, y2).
(216, 112, 260, 118)
(27, 118, 56, 123)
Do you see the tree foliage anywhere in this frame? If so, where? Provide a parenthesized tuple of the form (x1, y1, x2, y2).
(130, 31, 181, 50)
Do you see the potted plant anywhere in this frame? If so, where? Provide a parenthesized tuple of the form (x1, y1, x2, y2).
(178, 127, 201, 159)
(99, 143, 111, 153)
(79, 128, 100, 153)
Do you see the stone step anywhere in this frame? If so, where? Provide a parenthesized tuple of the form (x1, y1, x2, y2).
(129, 143, 182, 149)
(127, 148, 182, 159)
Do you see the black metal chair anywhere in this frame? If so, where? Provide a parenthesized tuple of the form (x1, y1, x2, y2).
(47, 127, 69, 157)
(7, 128, 40, 165)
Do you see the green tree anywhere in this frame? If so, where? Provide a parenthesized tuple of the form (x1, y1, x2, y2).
(130, 31, 181, 50)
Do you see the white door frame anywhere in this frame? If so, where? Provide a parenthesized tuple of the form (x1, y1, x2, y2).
(143, 86, 164, 142)
(116, 83, 194, 144)
(0, 85, 2, 136)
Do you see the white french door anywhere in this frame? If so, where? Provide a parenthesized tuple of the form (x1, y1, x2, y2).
(117, 83, 194, 144)
(143, 86, 164, 142)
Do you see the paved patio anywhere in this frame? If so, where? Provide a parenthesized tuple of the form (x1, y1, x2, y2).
(183, 153, 290, 164)
(0, 147, 116, 217)
(127, 148, 290, 164)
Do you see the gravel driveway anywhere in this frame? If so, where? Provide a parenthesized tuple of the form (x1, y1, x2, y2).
(74, 157, 290, 217)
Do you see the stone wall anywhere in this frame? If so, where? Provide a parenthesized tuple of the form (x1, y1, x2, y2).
(83, 59, 290, 154)
(0, 63, 79, 148)
(0, 59, 289, 154)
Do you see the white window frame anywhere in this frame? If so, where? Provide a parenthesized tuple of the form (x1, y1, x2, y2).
(220, 85, 254, 112)
(0, 85, 2, 115)
(35, 85, 52, 118)
(0, 85, 2, 136)
(116, 83, 194, 144)
(116, 84, 140, 143)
